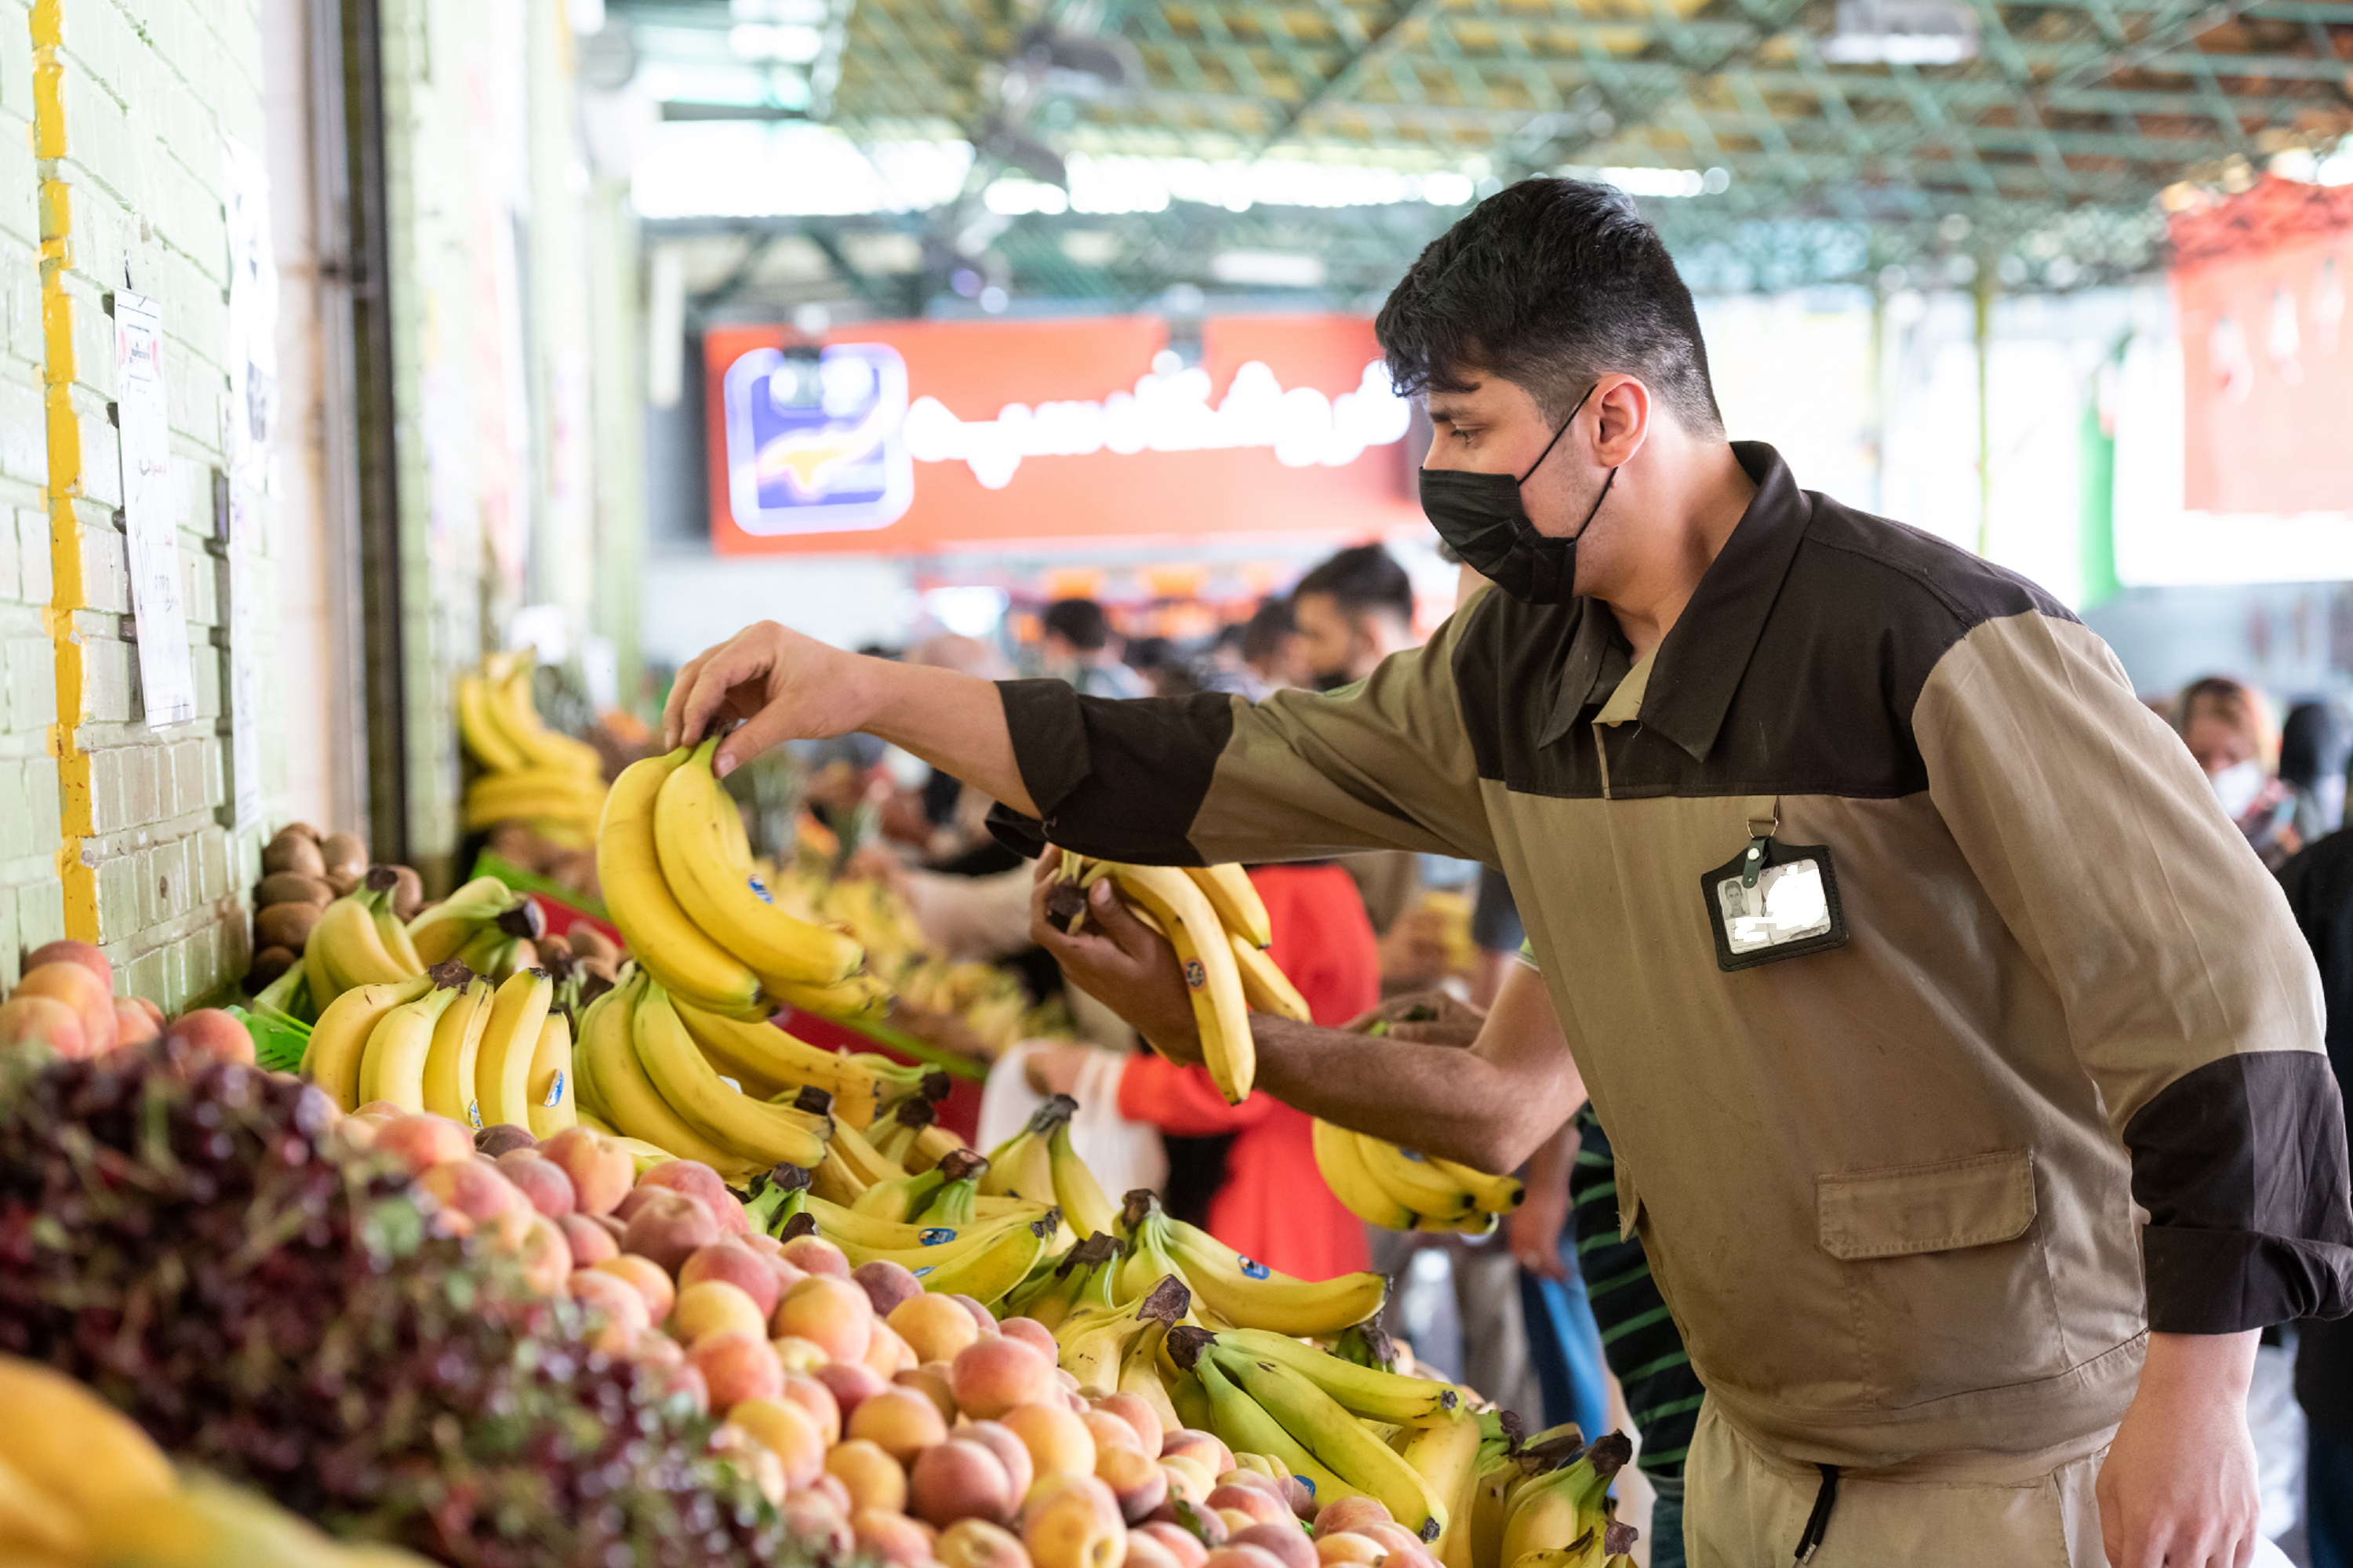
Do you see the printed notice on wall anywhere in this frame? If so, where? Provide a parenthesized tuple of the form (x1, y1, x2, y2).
(114, 291, 197, 728)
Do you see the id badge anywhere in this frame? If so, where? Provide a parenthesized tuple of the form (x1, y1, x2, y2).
(1700, 835, 1848, 972)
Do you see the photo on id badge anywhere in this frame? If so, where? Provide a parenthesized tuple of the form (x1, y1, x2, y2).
(1700, 837, 1848, 972)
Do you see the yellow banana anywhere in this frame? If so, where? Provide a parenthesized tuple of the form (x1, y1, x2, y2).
(981, 1106, 1061, 1204)
(373, 898, 426, 973)
(358, 983, 462, 1113)
(0, 1446, 87, 1555)
(654, 740, 864, 988)
(766, 968, 894, 1022)
(420, 975, 495, 1125)
(829, 1119, 911, 1190)
(576, 975, 762, 1181)
(1150, 1196, 1387, 1336)
(475, 969, 556, 1130)
(1423, 1155, 1526, 1217)
(802, 1191, 1043, 1252)
(1213, 1346, 1446, 1541)
(1097, 862, 1253, 1102)
(1399, 1408, 1486, 1568)
(1354, 1133, 1479, 1223)
(596, 751, 766, 1019)
(304, 889, 416, 1010)
(1191, 1348, 1357, 1505)
(829, 1209, 1060, 1308)
(634, 980, 833, 1168)
(494, 663, 604, 777)
(1048, 1118, 1120, 1239)
(1232, 934, 1312, 1023)
(408, 876, 524, 966)
(457, 673, 530, 773)
(1498, 1454, 1617, 1566)
(1185, 864, 1272, 948)
(1315, 1117, 1420, 1230)
(304, 973, 435, 1111)
(672, 995, 893, 1129)
(0, 1356, 177, 1516)
(526, 1010, 576, 1138)
(1214, 1328, 1459, 1423)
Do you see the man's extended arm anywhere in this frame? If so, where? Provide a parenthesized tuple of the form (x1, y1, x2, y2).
(1029, 857, 1581, 1171)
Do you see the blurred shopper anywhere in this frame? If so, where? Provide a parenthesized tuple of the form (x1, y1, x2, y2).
(2177, 675, 2313, 868)
(1291, 544, 1417, 693)
(1236, 596, 1309, 697)
(1024, 864, 1379, 1282)
(1039, 598, 1149, 700)
(2285, 700, 2350, 835)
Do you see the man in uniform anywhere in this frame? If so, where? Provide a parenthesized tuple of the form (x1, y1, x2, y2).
(666, 178, 2353, 1563)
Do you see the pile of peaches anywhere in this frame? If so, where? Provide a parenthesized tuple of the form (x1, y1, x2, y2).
(336, 1106, 1444, 1568)
(0, 940, 259, 1064)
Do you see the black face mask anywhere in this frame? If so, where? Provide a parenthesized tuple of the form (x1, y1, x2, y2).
(1417, 382, 1618, 605)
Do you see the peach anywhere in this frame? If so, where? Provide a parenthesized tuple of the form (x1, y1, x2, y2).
(713, 1423, 788, 1505)
(780, 1490, 855, 1559)
(773, 1335, 835, 1375)
(630, 1330, 687, 1369)
(373, 1113, 476, 1173)
(161, 1007, 250, 1066)
(1162, 1432, 1235, 1476)
(1002, 1401, 1095, 1483)
(24, 939, 109, 991)
(864, 1318, 916, 1378)
(909, 1435, 1016, 1527)
(1217, 1472, 1286, 1501)
(950, 1335, 1059, 1421)
(682, 1239, 784, 1319)
(638, 1159, 748, 1233)
(15, 962, 114, 1056)
(416, 1160, 530, 1243)
(966, 1419, 1035, 1501)
(826, 1438, 908, 1515)
(1096, 1442, 1169, 1524)
(892, 1292, 984, 1365)
(689, 1327, 784, 1410)
(1138, 1523, 1209, 1568)
(1158, 1455, 1217, 1508)
(950, 1294, 998, 1334)
(780, 1234, 852, 1279)
(856, 1259, 926, 1317)
(999, 1316, 1059, 1360)
(111, 998, 160, 1048)
(1353, 1524, 1436, 1563)
(846, 1384, 950, 1462)
(515, 1214, 573, 1295)
(938, 1518, 1033, 1568)
(766, 1253, 812, 1302)
(782, 1371, 843, 1444)
(594, 1253, 678, 1324)
(895, 1362, 958, 1423)
(622, 1189, 721, 1273)
(1084, 1409, 1144, 1457)
(1094, 1392, 1164, 1455)
(1231, 1526, 1315, 1568)
(1020, 1475, 1124, 1568)
(1125, 1531, 1186, 1568)
(1310, 1500, 1392, 1541)
(731, 1395, 828, 1487)
(813, 1359, 887, 1419)
(568, 1268, 651, 1351)
(1158, 1498, 1225, 1548)
(774, 1274, 875, 1363)
(475, 1123, 538, 1158)
(1312, 1536, 1384, 1567)
(538, 1127, 633, 1216)
(496, 1152, 576, 1217)
(556, 1213, 619, 1268)
(811, 1471, 854, 1515)
(0, 995, 86, 1059)
(853, 1507, 937, 1567)
(672, 1279, 769, 1345)
(1204, 1548, 1289, 1568)
(647, 1359, 710, 1417)
(1206, 1487, 1287, 1530)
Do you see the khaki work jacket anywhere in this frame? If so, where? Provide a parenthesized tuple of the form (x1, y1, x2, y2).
(991, 443, 2353, 1466)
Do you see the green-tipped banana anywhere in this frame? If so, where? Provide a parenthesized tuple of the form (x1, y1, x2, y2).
(1191, 1345, 1356, 1506)
(634, 980, 832, 1167)
(917, 1149, 991, 1227)
(851, 1164, 949, 1223)
(829, 1209, 1062, 1308)
(1211, 1345, 1447, 1540)
(1129, 1191, 1387, 1337)
(1213, 1328, 1459, 1424)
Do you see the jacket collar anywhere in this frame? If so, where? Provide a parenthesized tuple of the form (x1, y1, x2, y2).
(1537, 442, 1811, 760)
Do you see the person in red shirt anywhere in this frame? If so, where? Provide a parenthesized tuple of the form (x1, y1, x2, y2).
(1026, 863, 1378, 1282)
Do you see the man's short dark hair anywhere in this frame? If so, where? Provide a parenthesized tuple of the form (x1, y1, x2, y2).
(1294, 545, 1413, 627)
(1042, 598, 1111, 652)
(1375, 178, 1723, 437)
(1238, 596, 1296, 664)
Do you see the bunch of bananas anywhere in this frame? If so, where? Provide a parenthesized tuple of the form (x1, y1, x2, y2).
(1470, 1428, 1638, 1568)
(595, 742, 886, 1025)
(1049, 855, 1281, 1104)
(301, 960, 575, 1135)
(1314, 1120, 1526, 1237)
(408, 873, 549, 980)
(300, 868, 428, 1014)
(0, 1355, 434, 1568)
(457, 653, 608, 842)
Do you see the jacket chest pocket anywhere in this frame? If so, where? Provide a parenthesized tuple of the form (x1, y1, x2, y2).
(1817, 1148, 2067, 1405)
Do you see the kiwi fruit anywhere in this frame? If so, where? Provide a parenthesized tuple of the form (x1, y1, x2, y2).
(261, 832, 326, 879)
(256, 902, 322, 951)
(256, 872, 333, 908)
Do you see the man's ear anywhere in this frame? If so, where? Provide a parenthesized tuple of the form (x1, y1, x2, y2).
(1592, 377, 1653, 467)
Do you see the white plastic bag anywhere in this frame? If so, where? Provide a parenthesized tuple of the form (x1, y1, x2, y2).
(977, 1042, 1166, 1208)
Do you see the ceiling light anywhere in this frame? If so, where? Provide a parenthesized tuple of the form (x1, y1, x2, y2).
(729, 23, 823, 63)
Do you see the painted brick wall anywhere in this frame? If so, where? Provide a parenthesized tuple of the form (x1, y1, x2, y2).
(32, 0, 274, 1006)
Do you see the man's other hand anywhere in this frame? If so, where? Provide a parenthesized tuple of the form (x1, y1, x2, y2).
(2097, 1330, 2260, 1568)
(1024, 1044, 1096, 1100)
(661, 621, 869, 777)
(1028, 849, 1202, 1061)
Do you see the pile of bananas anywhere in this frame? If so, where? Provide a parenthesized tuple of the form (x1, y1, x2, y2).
(596, 741, 889, 1024)
(1315, 1122, 1526, 1237)
(0, 1355, 434, 1568)
(252, 869, 550, 1028)
(1471, 1428, 1638, 1568)
(457, 653, 608, 842)
(302, 960, 576, 1135)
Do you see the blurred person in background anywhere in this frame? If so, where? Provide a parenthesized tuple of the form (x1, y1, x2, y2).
(1024, 862, 1380, 1282)
(1235, 596, 1310, 697)
(2177, 675, 2315, 869)
(2284, 700, 2350, 836)
(1039, 598, 1149, 700)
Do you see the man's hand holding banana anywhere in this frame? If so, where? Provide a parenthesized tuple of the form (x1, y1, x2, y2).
(1027, 847, 1204, 1060)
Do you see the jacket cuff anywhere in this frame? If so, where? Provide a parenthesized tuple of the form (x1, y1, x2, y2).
(2144, 1225, 2353, 1333)
(998, 678, 1092, 823)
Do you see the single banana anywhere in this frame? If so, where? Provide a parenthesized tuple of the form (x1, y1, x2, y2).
(1232, 934, 1313, 1023)
(634, 980, 833, 1168)
(305, 889, 415, 1010)
(1422, 1154, 1526, 1217)
(1139, 1194, 1388, 1336)
(764, 968, 894, 1022)
(1098, 862, 1254, 1102)
(1213, 1346, 1447, 1541)
(1192, 1348, 1356, 1506)
(1048, 1117, 1120, 1239)
(579, 973, 762, 1179)
(1398, 1407, 1486, 1568)
(358, 983, 463, 1112)
(0, 1356, 177, 1517)
(806, 1189, 969, 1249)
(373, 894, 426, 973)
(1184, 864, 1272, 948)
(673, 995, 898, 1129)
(829, 1118, 911, 1190)
(408, 875, 524, 966)
(809, 1144, 869, 1206)
(653, 740, 864, 987)
(1354, 1133, 1480, 1223)
(420, 974, 495, 1125)
(571, 989, 609, 1122)
(526, 1009, 576, 1137)
(827, 1209, 1062, 1308)
(1213, 1328, 1459, 1424)
(1116, 1319, 1186, 1439)
(475, 968, 557, 1130)
(0, 1447, 87, 1555)
(1315, 1117, 1420, 1230)
(982, 1097, 1067, 1203)
(851, 1163, 948, 1223)
(304, 973, 435, 1111)
(597, 751, 766, 1020)
(457, 672, 530, 773)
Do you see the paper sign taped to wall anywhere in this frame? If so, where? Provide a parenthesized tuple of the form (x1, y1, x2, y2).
(113, 291, 197, 728)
